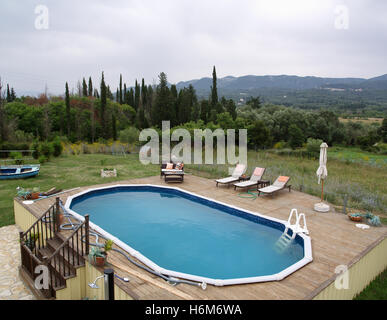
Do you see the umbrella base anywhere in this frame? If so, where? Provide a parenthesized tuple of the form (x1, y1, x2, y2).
(314, 202, 330, 212)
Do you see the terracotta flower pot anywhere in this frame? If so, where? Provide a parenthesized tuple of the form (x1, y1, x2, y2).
(348, 214, 363, 222)
(95, 254, 106, 267)
(29, 192, 40, 200)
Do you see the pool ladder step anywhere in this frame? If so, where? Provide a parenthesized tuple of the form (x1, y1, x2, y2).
(275, 209, 309, 253)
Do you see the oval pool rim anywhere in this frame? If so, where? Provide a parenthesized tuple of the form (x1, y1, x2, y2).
(64, 184, 313, 286)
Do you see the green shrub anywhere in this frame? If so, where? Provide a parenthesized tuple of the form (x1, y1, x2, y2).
(119, 127, 140, 145)
(39, 141, 54, 158)
(51, 138, 63, 157)
(306, 138, 323, 156)
(273, 141, 287, 149)
(38, 155, 48, 164)
(10, 151, 24, 165)
(32, 141, 40, 159)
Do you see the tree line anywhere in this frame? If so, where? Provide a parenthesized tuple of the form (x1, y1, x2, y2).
(0, 67, 386, 153)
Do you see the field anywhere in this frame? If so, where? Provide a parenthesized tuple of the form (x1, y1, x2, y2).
(329, 146, 387, 166)
(339, 117, 383, 124)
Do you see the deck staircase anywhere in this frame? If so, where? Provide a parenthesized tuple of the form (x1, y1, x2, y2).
(19, 198, 90, 299)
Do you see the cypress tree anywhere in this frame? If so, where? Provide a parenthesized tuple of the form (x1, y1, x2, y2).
(100, 72, 107, 138)
(116, 88, 119, 102)
(141, 78, 147, 107)
(128, 88, 134, 107)
(82, 78, 88, 97)
(88, 77, 93, 96)
(134, 80, 140, 111)
(6, 84, 11, 102)
(119, 74, 123, 104)
(10, 88, 16, 101)
(107, 85, 113, 100)
(65, 82, 71, 136)
(211, 66, 218, 108)
(123, 83, 127, 103)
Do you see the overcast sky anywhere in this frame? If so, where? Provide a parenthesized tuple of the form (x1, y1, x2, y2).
(0, 0, 386, 95)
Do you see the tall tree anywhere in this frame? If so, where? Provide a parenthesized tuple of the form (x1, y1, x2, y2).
(141, 78, 147, 107)
(88, 77, 93, 97)
(82, 78, 88, 97)
(210, 66, 218, 108)
(65, 82, 71, 136)
(134, 80, 140, 111)
(152, 72, 173, 127)
(119, 74, 123, 104)
(10, 88, 16, 101)
(123, 83, 127, 103)
(6, 84, 11, 102)
(107, 85, 113, 100)
(100, 72, 107, 138)
(77, 80, 82, 96)
(128, 88, 134, 107)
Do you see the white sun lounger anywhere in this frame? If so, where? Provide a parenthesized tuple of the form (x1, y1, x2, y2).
(215, 164, 246, 188)
(233, 167, 266, 190)
(258, 176, 291, 196)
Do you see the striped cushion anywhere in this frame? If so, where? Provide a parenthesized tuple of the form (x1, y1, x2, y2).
(166, 163, 174, 170)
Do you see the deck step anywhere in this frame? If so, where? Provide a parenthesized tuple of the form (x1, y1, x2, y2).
(38, 247, 76, 280)
(46, 237, 85, 268)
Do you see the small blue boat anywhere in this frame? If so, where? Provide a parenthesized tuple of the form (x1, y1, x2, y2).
(0, 165, 40, 180)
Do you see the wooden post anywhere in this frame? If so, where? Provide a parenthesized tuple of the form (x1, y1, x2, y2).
(85, 214, 90, 256)
(55, 197, 60, 232)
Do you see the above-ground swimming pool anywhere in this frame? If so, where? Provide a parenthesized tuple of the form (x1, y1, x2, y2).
(65, 185, 312, 286)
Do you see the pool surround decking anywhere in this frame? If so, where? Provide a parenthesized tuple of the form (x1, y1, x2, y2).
(14, 174, 387, 300)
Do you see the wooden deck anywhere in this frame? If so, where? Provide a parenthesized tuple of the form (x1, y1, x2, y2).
(16, 174, 387, 300)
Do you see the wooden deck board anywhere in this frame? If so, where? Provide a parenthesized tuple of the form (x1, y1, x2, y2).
(16, 173, 387, 300)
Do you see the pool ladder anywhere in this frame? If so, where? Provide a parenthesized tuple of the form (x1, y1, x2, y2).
(275, 209, 309, 253)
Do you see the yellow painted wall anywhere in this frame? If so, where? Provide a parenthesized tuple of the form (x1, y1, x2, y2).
(313, 237, 387, 300)
(14, 200, 38, 232)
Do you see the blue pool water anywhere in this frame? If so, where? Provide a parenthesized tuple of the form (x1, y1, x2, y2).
(70, 186, 304, 280)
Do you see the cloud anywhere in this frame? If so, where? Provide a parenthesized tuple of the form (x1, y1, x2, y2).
(0, 0, 386, 95)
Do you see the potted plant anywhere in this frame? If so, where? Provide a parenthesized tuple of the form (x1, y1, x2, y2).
(101, 168, 117, 178)
(89, 240, 114, 267)
(29, 187, 40, 200)
(24, 232, 40, 251)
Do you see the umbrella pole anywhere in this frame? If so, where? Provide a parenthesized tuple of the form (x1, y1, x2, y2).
(321, 179, 324, 202)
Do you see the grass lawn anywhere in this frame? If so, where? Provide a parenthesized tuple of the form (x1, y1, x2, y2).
(329, 146, 387, 166)
(354, 268, 387, 300)
(0, 154, 159, 227)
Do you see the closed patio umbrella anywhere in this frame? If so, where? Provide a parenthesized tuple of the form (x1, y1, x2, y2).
(314, 142, 330, 212)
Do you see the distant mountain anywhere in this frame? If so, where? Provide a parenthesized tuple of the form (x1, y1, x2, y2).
(176, 74, 387, 96)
